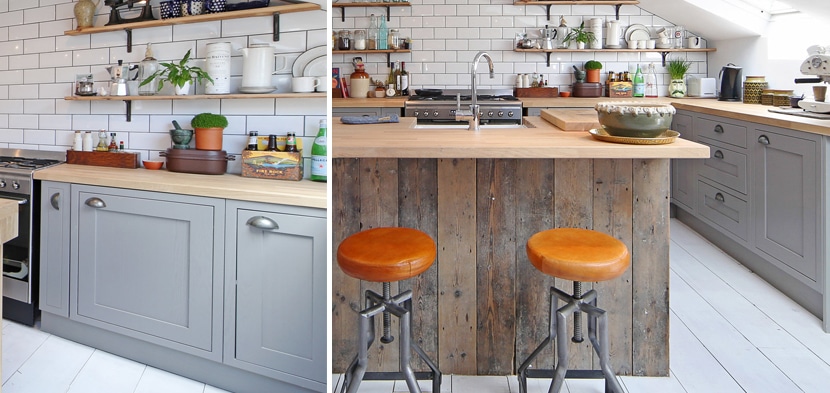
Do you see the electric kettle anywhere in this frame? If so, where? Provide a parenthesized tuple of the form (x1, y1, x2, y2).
(718, 63, 742, 101)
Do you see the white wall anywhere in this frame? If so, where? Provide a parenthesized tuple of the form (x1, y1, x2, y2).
(0, 0, 326, 174)
(333, 1, 708, 97)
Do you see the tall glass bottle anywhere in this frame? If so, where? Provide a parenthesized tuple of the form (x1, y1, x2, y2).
(137, 43, 159, 96)
(399, 61, 409, 96)
(378, 15, 388, 50)
(645, 63, 658, 98)
(310, 119, 327, 182)
(632, 64, 645, 97)
(387, 61, 396, 92)
(367, 14, 378, 50)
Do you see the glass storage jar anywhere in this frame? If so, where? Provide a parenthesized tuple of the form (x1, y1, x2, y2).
(337, 30, 351, 50)
(353, 30, 367, 50)
(388, 29, 400, 50)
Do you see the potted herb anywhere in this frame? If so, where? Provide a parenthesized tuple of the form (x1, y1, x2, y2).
(139, 49, 213, 95)
(667, 58, 692, 98)
(563, 22, 596, 50)
(584, 60, 603, 83)
(190, 112, 228, 150)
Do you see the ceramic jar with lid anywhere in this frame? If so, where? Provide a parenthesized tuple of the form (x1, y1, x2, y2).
(350, 62, 371, 98)
(353, 30, 367, 50)
(761, 89, 774, 105)
(743, 75, 768, 104)
(773, 89, 794, 107)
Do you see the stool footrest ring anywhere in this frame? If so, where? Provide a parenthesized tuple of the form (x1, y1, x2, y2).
(361, 371, 441, 383)
(524, 369, 606, 379)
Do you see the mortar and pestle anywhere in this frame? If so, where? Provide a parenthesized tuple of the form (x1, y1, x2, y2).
(573, 65, 586, 83)
(169, 120, 193, 149)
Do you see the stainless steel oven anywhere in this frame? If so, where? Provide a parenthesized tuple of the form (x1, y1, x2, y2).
(0, 149, 63, 325)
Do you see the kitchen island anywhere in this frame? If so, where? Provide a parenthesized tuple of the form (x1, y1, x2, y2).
(332, 116, 709, 377)
(33, 166, 326, 393)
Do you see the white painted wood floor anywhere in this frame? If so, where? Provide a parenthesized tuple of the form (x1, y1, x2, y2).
(332, 218, 830, 393)
(1, 320, 230, 393)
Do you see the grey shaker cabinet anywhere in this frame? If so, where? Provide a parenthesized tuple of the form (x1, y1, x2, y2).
(39, 181, 71, 317)
(224, 200, 326, 385)
(752, 127, 821, 285)
(70, 185, 225, 361)
(671, 112, 696, 212)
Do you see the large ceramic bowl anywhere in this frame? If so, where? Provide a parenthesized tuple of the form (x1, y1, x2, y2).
(594, 102, 676, 138)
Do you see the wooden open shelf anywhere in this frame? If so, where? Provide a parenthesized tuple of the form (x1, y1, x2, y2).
(333, 49, 411, 63)
(333, 2, 411, 22)
(515, 47, 716, 66)
(513, 0, 640, 20)
(64, 1, 322, 52)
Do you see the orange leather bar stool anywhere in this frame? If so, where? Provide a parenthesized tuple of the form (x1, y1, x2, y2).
(337, 227, 442, 393)
(518, 228, 630, 393)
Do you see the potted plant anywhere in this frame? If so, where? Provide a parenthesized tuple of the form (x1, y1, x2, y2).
(139, 49, 213, 95)
(563, 22, 595, 49)
(584, 60, 603, 83)
(667, 58, 692, 98)
(190, 112, 228, 150)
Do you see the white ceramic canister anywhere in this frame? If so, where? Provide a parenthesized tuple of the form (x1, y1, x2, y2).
(205, 42, 231, 94)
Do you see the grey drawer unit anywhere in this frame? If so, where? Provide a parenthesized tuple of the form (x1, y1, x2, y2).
(697, 116, 748, 149)
(698, 140, 748, 195)
(698, 180, 750, 242)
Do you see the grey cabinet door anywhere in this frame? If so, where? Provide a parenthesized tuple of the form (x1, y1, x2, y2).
(753, 128, 820, 284)
(224, 201, 326, 385)
(39, 181, 71, 317)
(71, 185, 224, 361)
(671, 112, 696, 211)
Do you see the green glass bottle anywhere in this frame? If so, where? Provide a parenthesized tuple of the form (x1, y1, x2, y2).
(310, 119, 327, 182)
(633, 64, 645, 97)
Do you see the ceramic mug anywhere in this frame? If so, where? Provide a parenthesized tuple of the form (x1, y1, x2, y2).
(627, 40, 637, 49)
(687, 36, 704, 49)
(182, 0, 203, 16)
(315, 77, 328, 92)
(291, 76, 319, 93)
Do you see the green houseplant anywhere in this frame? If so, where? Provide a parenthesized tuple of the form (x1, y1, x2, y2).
(191, 112, 228, 150)
(584, 60, 603, 83)
(563, 22, 596, 49)
(139, 49, 213, 95)
(667, 58, 692, 98)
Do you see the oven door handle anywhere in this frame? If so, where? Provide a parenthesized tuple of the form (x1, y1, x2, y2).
(0, 195, 28, 206)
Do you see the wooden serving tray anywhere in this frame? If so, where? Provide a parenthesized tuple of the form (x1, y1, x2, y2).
(66, 150, 140, 169)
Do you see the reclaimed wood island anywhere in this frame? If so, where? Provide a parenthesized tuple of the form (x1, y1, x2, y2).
(332, 116, 709, 377)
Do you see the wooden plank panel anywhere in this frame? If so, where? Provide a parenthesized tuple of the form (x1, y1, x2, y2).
(592, 159, 634, 374)
(631, 159, 670, 376)
(332, 158, 362, 372)
(398, 159, 439, 371)
(514, 159, 557, 371)
(553, 159, 594, 370)
(476, 159, 518, 375)
(437, 158, 478, 374)
(358, 158, 400, 372)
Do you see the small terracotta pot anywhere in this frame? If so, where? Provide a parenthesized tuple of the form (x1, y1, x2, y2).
(586, 69, 601, 83)
(194, 127, 224, 150)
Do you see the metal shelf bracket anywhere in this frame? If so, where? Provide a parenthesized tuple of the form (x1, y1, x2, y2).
(272, 12, 280, 41)
(124, 100, 132, 122)
(125, 28, 132, 53)
(661, 52, 669, 66)
(544, 3, 625, 21)
(546, 52, 551, 67)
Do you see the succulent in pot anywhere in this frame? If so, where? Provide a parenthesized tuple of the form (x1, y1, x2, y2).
(139, 49, 213, 95)
(191, 112, 228, 151)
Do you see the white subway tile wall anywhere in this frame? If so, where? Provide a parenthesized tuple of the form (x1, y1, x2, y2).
(333, 2, 708, 97)
(0, 0, 326, 176)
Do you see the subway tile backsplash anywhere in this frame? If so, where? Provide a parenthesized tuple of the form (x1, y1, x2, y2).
(334, 2, 707, 97)
(0, 0, 326, 177)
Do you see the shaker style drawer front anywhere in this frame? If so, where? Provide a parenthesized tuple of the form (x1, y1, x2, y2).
(698, 141, 748, 194)
(698, 181, 749, 242)
(697, 117, 748, 148)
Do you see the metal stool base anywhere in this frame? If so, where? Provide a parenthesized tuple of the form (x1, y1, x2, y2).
(341, 287, 441, 393)
(517, 283, 624, 393)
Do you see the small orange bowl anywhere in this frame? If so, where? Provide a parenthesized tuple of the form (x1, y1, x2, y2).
(143, 160, 164, 170)
(559, 91, 571, 97)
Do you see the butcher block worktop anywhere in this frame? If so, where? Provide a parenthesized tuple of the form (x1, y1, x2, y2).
(34, 164, 326, 208)
(333, 116, 709, 159)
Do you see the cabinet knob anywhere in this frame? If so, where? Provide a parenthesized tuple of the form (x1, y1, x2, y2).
(758, 135, 770, 145)
(50, 193, 60, 210)
(714, 124, 724, 133)
(714, 150, 724, 159)
(246, 216, 279, 231)
(715, 192, 725, 202)
(84, 197, 106, 209)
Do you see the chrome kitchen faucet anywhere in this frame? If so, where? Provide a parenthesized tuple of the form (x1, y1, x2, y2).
(456, 51, 495, 131)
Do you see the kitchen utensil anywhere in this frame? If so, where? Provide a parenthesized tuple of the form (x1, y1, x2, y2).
(594, 102, 676, 138)
(540, 109, 600, 131)
(624, 24, 649, 42)
(742, 75, 768, 103)
(791, 94, 805, 108)
(687, 77, 717, 97)
(181, 0, 203, 16)
(291, 76, 318, 93)
(718, 63, 742, 101)
(169, 124, 193, 149)
(814, 85, 827, 102)
(687, 36, 704, 49)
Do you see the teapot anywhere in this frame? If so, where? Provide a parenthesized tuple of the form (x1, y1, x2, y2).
(239, 44, 289, 90)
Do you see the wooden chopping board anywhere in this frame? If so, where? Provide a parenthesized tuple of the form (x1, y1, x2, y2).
(540, 109, 600, 131)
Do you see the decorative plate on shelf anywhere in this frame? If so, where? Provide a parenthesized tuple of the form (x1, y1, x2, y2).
(292, 46, 327, 77)
(589, 128, 679, 145)
(624, 24, 649, 42)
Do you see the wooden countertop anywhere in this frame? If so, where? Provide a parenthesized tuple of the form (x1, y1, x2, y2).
(670, 100, 830, 137)
(34, 164, 327, 209)
(332, 116, 710, 159)
(333, 97, 407, 108)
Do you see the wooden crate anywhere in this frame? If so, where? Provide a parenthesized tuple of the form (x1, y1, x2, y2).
(514, 87, 559, 97)
(66, 150, 140, 168)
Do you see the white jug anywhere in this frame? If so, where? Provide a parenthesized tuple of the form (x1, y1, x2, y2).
(239, 44, 288, 89)
(606, 20, 622, 48)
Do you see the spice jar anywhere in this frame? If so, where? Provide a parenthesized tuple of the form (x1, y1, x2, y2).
(353, 30, 367, 51)
(350, 61, 371, 99)
(337, 30, 351, 50)
(388, 29, 400, 50)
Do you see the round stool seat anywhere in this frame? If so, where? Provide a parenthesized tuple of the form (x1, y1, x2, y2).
(526, 228, 629, 282)
(338, 227, 436, 282)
